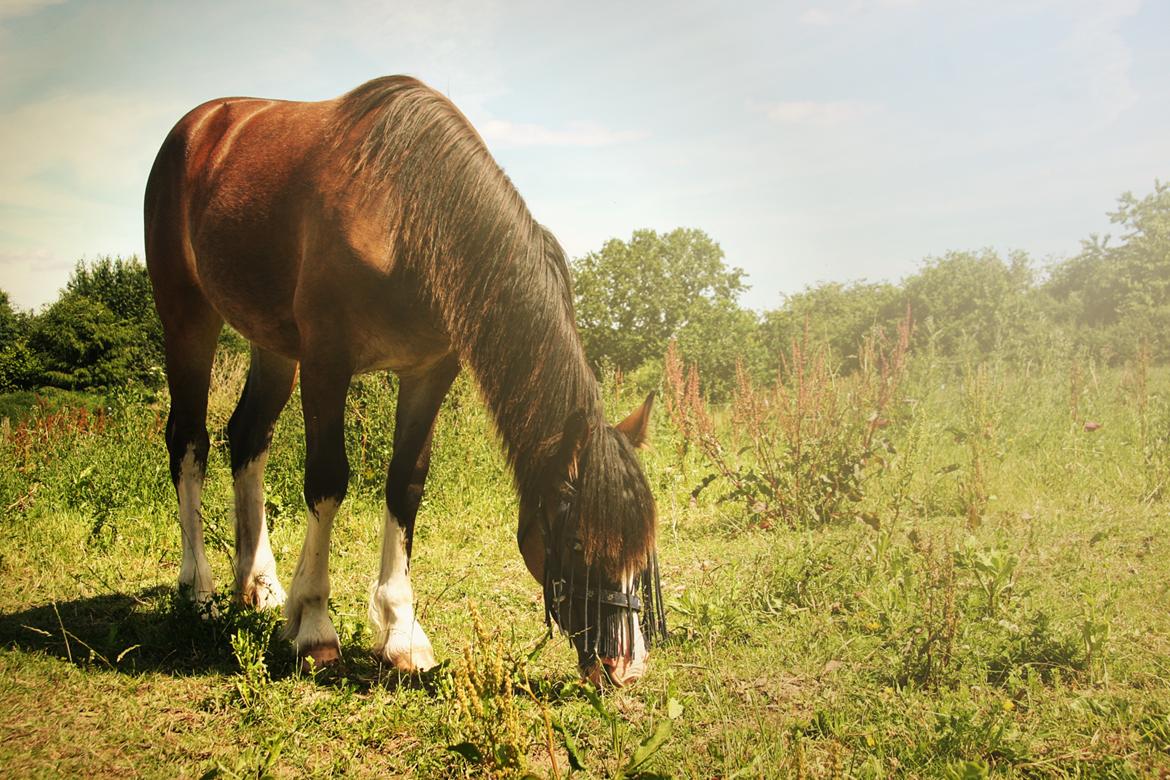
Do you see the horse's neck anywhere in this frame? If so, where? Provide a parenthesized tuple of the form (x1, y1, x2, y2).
(446, 254, 601, 484)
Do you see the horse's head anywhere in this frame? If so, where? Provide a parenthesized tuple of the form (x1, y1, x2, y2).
(519, 393, 665, 686)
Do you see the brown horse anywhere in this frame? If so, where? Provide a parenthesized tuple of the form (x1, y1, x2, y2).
(144, 76, 664, 685)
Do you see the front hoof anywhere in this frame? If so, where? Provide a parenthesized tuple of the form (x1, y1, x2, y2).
(299, 642, 341, 672)
(375, 639, 437, 673)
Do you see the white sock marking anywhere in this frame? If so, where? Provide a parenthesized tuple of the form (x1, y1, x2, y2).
(177, 446, 214, 607)
(284, 499, 339, 653)
(233, 454, 286, 609)
(369, 508, 436, 671)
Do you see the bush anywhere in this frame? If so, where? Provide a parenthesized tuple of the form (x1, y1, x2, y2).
(25, 294, 145, 389)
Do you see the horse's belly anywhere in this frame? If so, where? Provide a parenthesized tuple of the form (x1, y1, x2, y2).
(196, 250, 303, 359)
(344, 289, 453, 374)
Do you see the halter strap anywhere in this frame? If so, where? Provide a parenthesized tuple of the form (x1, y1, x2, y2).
(538, 491, 666, 654)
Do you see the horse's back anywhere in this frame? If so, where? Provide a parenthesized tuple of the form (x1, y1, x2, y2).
(146, 84, 458, 371)
(145, 96, 344, 358)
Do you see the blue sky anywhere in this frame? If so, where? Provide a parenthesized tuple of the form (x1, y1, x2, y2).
(1, 0, 1167, 311)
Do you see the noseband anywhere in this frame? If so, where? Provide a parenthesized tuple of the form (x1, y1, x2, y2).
(537, 489, 667, 663)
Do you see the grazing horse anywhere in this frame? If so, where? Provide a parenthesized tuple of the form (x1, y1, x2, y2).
(144, 76, 665, 685)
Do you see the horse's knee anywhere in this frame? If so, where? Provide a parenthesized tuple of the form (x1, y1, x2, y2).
(165, 412, 209, 486)
(304, 448, 349, 509)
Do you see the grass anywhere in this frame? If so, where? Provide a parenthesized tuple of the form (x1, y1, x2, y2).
(1, 349, 1170, 777)
(0, 386, 106, 424)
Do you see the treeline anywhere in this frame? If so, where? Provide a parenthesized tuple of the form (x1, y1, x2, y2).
(1, 181, 1167, 396)
(575, 181, 1170, 396)
(0, 258, 163, 391)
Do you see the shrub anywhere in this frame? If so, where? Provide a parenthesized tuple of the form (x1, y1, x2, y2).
(25, 294, 147, 389)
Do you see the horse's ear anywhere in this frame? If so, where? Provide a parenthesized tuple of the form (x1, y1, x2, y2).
(556, 408, 592, 479)
(615, 391, 655, 449)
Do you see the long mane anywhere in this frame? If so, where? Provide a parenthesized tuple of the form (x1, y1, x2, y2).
(332, 76, 654, 571)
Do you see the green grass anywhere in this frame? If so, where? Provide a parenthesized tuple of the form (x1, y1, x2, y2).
(1, 353, 1169, 777)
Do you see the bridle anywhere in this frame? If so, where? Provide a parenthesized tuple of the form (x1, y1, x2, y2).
(536, 485, 667, 664)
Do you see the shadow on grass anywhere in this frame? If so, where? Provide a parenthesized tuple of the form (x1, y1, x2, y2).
(0, 586, 273, 677)
(0, 587, 587, 700)
(0, 587, 407, 689)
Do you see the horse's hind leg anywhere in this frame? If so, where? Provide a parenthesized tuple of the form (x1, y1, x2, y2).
(227, 346, 298, 610)
(159, 298, 223, 609)
(370, 355, 459, 672)
(283, 356, 351, 666)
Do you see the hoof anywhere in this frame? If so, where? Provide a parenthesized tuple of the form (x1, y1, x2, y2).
(376, 643, 438, 674)
(179, 585, 219, 619)
(299, 642, 341, 672)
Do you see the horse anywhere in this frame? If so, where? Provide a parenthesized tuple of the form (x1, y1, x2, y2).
(144, 75, 665, 685)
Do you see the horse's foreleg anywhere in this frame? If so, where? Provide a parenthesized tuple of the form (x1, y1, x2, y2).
(370, 356, 459, 672)
(227, 347, 297, 610)
(284, 359, 350, 667)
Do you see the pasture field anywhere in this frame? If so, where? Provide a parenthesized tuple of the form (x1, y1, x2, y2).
(1, 350, 1170, 778)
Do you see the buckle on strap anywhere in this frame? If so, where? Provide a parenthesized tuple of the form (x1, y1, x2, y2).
(582, 587, 643, 612)
(548, 579, 643, 612)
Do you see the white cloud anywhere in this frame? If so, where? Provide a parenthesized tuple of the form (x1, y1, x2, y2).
(0, 248, 71, 309)
(799, 7, 838, 25)
(0, 91, 185, 202)
(765, 100, 873, 127)
(0, 91, 182, 307)
(479, 119, 648, 148)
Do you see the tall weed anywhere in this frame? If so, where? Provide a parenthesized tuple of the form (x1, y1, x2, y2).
(665, 311, 911, 528)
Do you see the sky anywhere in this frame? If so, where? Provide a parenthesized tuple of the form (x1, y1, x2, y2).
(1, 0, 1167, 312)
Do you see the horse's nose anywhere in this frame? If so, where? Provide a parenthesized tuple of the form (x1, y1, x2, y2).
(585, 652, 649, 687)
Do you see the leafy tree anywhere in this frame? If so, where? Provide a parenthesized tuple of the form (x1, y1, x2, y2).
(1045, 181, 1170, 360)
(0, 291, 41, 391)
(572, 228, 751, 392)
(762, 281, 904, 371)
(13, 256, 168, 389)
(25, 294, 142, 389)
(674, 298, 766, 397)
(0, 290, 19, 350)
(65, 255, 164, 364)
(901, 249, 1035, 360)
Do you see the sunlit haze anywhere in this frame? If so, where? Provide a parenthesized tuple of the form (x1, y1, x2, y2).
(1, 0, 1167, 310)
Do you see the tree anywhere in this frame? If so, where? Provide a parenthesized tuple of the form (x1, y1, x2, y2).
(572, 228, 751, 390)
(1045, 181, 1170, 360)
(0, 291, 20, 352)
(65, 255, 164, 365)
(0, 290, 40, 391)
(25, 294, 142, 389)
(16, 256, 167, 389)
(674, 298, 766, 398)
(762, 281, 904, 371)
(901, 249, 1035, 360)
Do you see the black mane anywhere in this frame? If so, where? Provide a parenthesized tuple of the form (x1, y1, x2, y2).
(334, 76, 655, 573)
